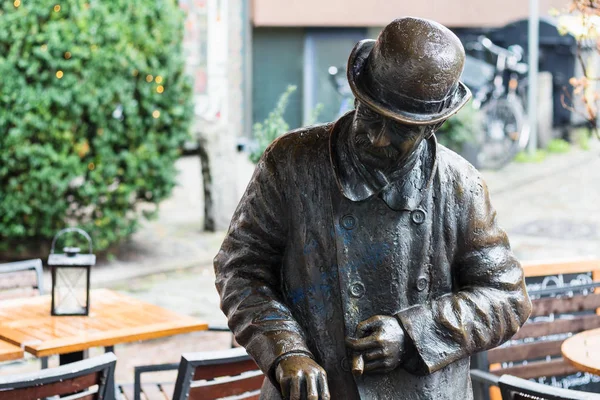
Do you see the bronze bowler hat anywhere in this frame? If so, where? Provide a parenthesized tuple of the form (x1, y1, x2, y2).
(347, 17, 472, 125)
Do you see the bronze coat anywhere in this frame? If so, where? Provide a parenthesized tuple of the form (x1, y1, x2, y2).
(214, 112, 531, 400)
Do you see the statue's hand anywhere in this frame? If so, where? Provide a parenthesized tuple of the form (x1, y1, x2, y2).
(275, 355, 330, 400)
(346, 315, 405, 374)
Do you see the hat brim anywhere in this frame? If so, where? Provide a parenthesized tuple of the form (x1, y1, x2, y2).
(347, 39, 472, 126)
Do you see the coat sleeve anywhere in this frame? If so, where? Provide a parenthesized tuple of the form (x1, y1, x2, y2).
(214, 145, 314, 380)
(396, 172, 532, 375)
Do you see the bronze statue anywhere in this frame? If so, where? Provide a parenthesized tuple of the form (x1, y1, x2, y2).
(215, 17, 532, 400)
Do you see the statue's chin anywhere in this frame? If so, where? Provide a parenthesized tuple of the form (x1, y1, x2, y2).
(352, 129, 411, 169)
(359, 146, 404, 170)
(366, 146, 399, 159)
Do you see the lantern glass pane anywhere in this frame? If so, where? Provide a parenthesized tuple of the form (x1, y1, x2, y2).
(54, 267, 88, 315)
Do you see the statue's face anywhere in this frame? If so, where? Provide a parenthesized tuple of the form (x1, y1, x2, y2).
(352, 103, 429, 166)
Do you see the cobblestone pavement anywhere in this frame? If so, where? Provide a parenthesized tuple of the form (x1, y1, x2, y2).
(2, 144, 600, 385)
(484, 143, 600, 262)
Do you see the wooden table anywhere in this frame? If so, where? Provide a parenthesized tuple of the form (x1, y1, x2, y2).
(561, 328, 600, 376)
(0, 288, 207, 363)
(0, 340, 23, 362)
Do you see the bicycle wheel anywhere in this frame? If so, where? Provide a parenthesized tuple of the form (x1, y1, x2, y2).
(476, 96, 527, 170)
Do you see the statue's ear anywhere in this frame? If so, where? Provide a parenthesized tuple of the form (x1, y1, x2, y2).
(427, 121, 445, 138)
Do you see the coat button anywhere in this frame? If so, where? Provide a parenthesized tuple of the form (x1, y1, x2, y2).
(411, 209, 426, 225)
(416, 276, 428, 291)
(341, 214, 356, 230)
(349, 282, 365, 298)
(341, 357, 350, 371)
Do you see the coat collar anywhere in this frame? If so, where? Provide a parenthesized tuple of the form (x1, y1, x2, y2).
(329, 111, 438, 211)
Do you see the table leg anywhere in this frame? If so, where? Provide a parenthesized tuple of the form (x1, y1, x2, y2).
(59, 350, 87, 365)
(58, 350, 90, 398)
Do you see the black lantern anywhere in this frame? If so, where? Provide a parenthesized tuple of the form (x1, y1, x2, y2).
(48, 228, 95, 316)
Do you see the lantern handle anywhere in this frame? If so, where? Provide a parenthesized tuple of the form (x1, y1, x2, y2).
(50, 228, 93, 254)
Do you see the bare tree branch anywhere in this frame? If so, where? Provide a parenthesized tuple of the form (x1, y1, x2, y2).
(564, 0, 599, 137)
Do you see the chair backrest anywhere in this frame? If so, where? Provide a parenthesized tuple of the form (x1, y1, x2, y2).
(0, 259, 44, 300)
(480, 260, 600, 380)
(470, 370, 600, 400)
(0, 352, 116, 400)
(172, 347, 264, 400)
(499, 374, 600, 400)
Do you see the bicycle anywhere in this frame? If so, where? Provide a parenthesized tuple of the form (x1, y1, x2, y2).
(463, 36, 531, 170)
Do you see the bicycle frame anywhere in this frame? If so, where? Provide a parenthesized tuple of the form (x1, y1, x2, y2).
(470, 36, 528, 109)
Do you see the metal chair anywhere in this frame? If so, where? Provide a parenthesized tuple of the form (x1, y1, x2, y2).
(0, 259, 49, 368)
(471, 278, 600, 400)
(118, 325, 243, 400)
(0, 352, 117, 400)
(471, 370, 600, 400)
(0, 259, 44, 299)
(172, 347, 263, 400)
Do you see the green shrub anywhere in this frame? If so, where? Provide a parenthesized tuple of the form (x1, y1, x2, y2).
(0, 0, 193, 255)
(436, 102, 480, 153)
(546, 138, 571, 154)
(574, 128, 592, 151)
(514, 149, 547, 163)
(249, 85, 297, 164)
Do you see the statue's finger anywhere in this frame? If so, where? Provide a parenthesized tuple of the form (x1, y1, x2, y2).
(345, 335, 378, 350)
(355, 317, 381, 337)
(289, 373, 303, 400)
(318, 372, 330, 400)
(364, 359, 387, 372)
(279, 376, 291, 400)
(363, 348, 385, 361)
(306, 372, 319, 400)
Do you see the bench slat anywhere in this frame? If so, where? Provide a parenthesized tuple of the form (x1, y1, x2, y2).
(512, 314, 600, 340)
(237, 390, 260, 399)
(491, 358, 579, 380)
(488, 339, 564, 364)
(0, 372, 100, 400)
(193, 358, 259, 381)
(530, 293, 600, 317)
(189, 372, 264, 400)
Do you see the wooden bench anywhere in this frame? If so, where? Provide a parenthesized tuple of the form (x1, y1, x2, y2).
(472, 259, 600, 400)
(119, 347, 263, 400)
(0, 352, 116, 400)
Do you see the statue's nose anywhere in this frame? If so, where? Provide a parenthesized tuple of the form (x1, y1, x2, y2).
(369, 129, 391, 147)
